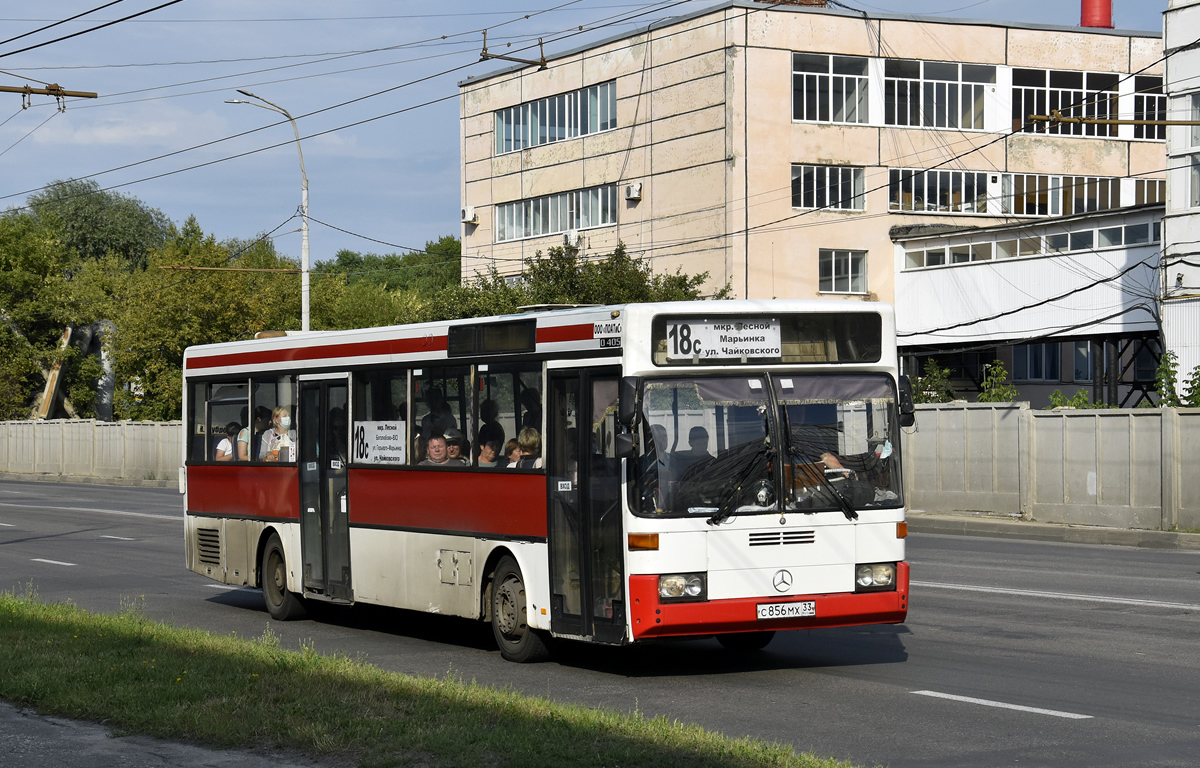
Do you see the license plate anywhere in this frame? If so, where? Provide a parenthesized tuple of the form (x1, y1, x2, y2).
(756, 601, 815, 620)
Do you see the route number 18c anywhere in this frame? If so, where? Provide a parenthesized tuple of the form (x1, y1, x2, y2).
(667, 323, 700, 356)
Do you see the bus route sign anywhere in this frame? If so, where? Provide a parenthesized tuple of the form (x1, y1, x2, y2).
(664, 319, 781, 361)
(353, 421, 407, 464)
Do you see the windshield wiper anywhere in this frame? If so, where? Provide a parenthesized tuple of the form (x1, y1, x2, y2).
(707, 439, 773, 527)
(781, 412, 858, 521)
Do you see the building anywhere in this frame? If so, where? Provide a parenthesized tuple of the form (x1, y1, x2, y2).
(457, 0, 1165, 309)
(1163, 0, 1200, 383)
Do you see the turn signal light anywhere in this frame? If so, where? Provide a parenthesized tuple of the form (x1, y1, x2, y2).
(896, 522, 908, 539)
(628, 533, 659, 551)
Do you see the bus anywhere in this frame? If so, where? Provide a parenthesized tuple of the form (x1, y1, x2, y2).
(182, 300, 914, 662)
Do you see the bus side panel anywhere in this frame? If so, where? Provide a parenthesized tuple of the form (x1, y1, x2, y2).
(349, 468, 548, 539)
(187, 465, 301, 520)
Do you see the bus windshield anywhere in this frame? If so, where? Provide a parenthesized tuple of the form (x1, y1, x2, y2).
(632, 373, 902, 518)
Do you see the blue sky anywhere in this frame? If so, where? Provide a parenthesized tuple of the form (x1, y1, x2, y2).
(0, 0, 1167, 264)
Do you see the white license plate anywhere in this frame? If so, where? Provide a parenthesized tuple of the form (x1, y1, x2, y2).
(756, 601, 815, 620)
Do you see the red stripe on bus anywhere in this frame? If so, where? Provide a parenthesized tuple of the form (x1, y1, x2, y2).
(628, 561, 908, 639)
(186, 335, 448, 370)
(536, 323, 593, 344)
(349, 467, 547, 538)
(187, 464, 301, 520)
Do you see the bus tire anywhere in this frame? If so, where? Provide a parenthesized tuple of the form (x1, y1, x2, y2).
(261, 533, 307, 621)
(491, 556, 550, 663)
(716, 631, 775, 652)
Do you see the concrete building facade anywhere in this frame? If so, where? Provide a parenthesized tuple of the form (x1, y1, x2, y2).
(458, 0, 1165, 306)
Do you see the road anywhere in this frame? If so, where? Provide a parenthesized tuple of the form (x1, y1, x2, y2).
(1, 478, 1198, 768)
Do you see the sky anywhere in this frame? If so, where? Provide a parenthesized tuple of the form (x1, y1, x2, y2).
(0, 0, 1169, 266)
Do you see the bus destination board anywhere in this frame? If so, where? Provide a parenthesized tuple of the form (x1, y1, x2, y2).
(664, 319, 781, 361)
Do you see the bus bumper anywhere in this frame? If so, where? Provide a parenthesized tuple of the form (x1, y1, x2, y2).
(628, 561, 908, 639)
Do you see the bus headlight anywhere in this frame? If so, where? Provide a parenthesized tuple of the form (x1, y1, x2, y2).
(659, 572, 706, 601)
(855, 563, 896, 592)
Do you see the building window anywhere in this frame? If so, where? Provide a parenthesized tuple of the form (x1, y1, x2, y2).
(888, 168, 988, 213)
(884, 59, 993, 130)
(1135, 179, 1165, 205)
(1133, 76, 1165, 140)
(792, 165, 865, 210)
(999, 174, 1121, 216)
(495, 81, 617, 155)
(1191, 94, 1200, 148)
(1074, 341, 1093, 383)
(1134, 341, 1159, 381)
(818, 249, 867, 293)
(495, 185, 617, 243)
(1012, 68, 1119, 136)
(1192, 158, 1200, 209)
(792, 53, 869, 124)
(1013, 342, 1060, 382)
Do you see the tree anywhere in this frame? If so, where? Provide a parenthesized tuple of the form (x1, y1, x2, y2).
(977, 360, 1018, 402)
(314, 235, 461, 296)
(910, 360, 956, 404)
(26, 178, 173, 270)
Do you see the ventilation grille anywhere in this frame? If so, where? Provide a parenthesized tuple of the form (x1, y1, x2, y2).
(196, 527, 221, 565)
(748, 530, 816, 547)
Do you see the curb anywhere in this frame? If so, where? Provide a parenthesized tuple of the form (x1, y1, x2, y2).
(0, 472, 176, 489)
(908, 513, 1200, 552)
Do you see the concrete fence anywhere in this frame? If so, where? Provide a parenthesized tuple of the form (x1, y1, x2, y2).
(0, 420, 181, 484)
(2, 409, 1198, 531)
(902, 404, 1200, 531)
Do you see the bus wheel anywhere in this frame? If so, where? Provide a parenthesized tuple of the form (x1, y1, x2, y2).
(261, 533, 307, 621)
(716, 631, 775, 652)
(491, 556, 550, 663)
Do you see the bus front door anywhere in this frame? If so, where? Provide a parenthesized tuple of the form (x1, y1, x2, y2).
(298, 379, 352, 602)
(547, 368, 625, 644)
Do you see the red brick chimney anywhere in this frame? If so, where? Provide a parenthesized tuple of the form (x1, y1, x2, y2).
(1081, 0, 1113, 29)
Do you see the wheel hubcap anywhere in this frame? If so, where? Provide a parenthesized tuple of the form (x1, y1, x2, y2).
(496, 577, 521, 637)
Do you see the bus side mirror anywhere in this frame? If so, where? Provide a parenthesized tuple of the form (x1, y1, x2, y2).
(898, 375, 916, 428)
(615, 432, 637, 459)
(618, 376, 641, 427)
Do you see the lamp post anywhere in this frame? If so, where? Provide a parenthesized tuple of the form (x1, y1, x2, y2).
(225, 89, 310, 332)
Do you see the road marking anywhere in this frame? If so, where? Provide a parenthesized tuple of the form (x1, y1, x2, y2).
(100, 535, 135, 541)
(912, 690, 1092, 720)
(0, 501, 177, 521)
(912, 580, 1200, 611)
(205, 584, 251, 591)
(31, 558, 76, 567)
(0, 522, 14, 527)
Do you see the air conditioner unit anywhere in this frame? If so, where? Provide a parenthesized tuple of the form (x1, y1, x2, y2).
(624, 182, 642, 201)
(563, 230, 582, 247)
(460, 206, 477, 224)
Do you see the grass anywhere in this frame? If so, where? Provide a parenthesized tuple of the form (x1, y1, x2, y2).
(0, 585, 860, 768)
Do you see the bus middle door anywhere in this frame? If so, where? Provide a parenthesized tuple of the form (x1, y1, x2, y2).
(298, 377, 352, 602)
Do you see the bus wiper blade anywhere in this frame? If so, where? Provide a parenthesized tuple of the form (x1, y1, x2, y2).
(707, 442, 772, 527)
(788, 447, 857, 521)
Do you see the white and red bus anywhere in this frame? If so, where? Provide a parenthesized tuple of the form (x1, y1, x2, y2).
(182, 300, 913, 661)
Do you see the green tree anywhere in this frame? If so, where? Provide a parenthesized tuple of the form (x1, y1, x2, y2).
(910, 359, 956, 404)
(1046, 388, 1105, 409)
(27, 178, 172, 270)
(1154, 350, 1181, 407)
(977, 360, 1018, 402)
(1183, 364, 1200, 408)
(314, 235, 461, 296)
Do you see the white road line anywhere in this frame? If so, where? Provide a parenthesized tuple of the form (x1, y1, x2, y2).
(31, 558, 76, 567)
(0, 501, 177, 521)
(911, 580, 1200, 611)
(912, 690, 1092, 720)
(205, 584, 250, 591)
(0, 522, 14, 527)
(100, 535, 135, 541)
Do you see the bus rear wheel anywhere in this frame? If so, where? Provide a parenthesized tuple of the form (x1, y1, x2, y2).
(717, 631, 775, 652)
(261, 533, 307, 621)
(491, 556, 550, 663)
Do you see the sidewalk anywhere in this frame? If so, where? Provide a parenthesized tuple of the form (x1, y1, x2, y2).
(908, 511, 1200, 552)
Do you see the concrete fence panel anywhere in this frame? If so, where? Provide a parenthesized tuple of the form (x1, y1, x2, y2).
(61, 420, 94, 477)
(0, 420, 182, 483)
(1176, 410, 1200, 530)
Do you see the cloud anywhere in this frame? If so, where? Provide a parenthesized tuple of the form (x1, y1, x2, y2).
(29, 104, 226, 149)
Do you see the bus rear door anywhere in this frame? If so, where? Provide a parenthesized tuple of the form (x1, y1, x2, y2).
(298, 377, 352, 602)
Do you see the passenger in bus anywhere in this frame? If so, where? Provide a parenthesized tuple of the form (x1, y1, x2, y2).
(519, 388, 542, 431)
(502, 438, 521, 467)
(215, 422, 240, 461)
(419, 434, 451, 466)
(477, 398, 504, 448)
(239, 406, 272, 461)
(444, 428, 469, 465)
(477, 439, 501, 467)
(420, 386, 457, 438)
(670, 426, 714, 479)
(511, 427, 543, 469)
(261, 406, 296, 462)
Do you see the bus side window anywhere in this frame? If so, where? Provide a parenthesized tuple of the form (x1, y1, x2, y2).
(475, 363, 541, 468)
(411, 366, 469, 465)
(251, 376, 296, 463)
(204, 380, 248, 463)
(351, 369, 408, 466)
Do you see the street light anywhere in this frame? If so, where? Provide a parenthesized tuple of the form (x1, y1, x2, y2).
(225, 89, 311, 332)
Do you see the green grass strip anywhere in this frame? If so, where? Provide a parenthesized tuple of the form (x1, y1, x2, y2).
(0, 586, 860, 768)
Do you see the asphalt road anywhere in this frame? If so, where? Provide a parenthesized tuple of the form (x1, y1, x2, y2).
(1, 478, 1198, 768)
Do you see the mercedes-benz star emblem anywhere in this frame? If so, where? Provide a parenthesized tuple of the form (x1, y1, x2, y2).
(772, 569, 793, 593)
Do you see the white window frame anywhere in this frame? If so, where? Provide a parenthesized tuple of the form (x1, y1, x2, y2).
(1013, 342, 1061, 382)
(792, 53, 870, 125)
(888, 168, 989, 213)
(1133, 76, 1166, 141)
(494, 185, 618, 243)
(1012, 68, 1119, 137)
(792, 165, 865, 210)
(884, 59, 993, 130)
(818, 249, 867, 294)
(495, 81, 617, 156)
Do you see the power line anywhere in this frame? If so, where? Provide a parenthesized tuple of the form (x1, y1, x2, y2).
(0, 0, 184, 60)
(0, 0, 127, 48)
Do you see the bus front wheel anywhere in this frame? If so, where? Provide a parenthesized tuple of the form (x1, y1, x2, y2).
(491, 556, 550, 663)
(261, 533, 307, 621)
(717, 631, 775, 652)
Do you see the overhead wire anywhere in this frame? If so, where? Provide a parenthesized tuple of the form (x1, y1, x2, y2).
(0, 0, 127, 48)
(0, 0, 184, 60)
